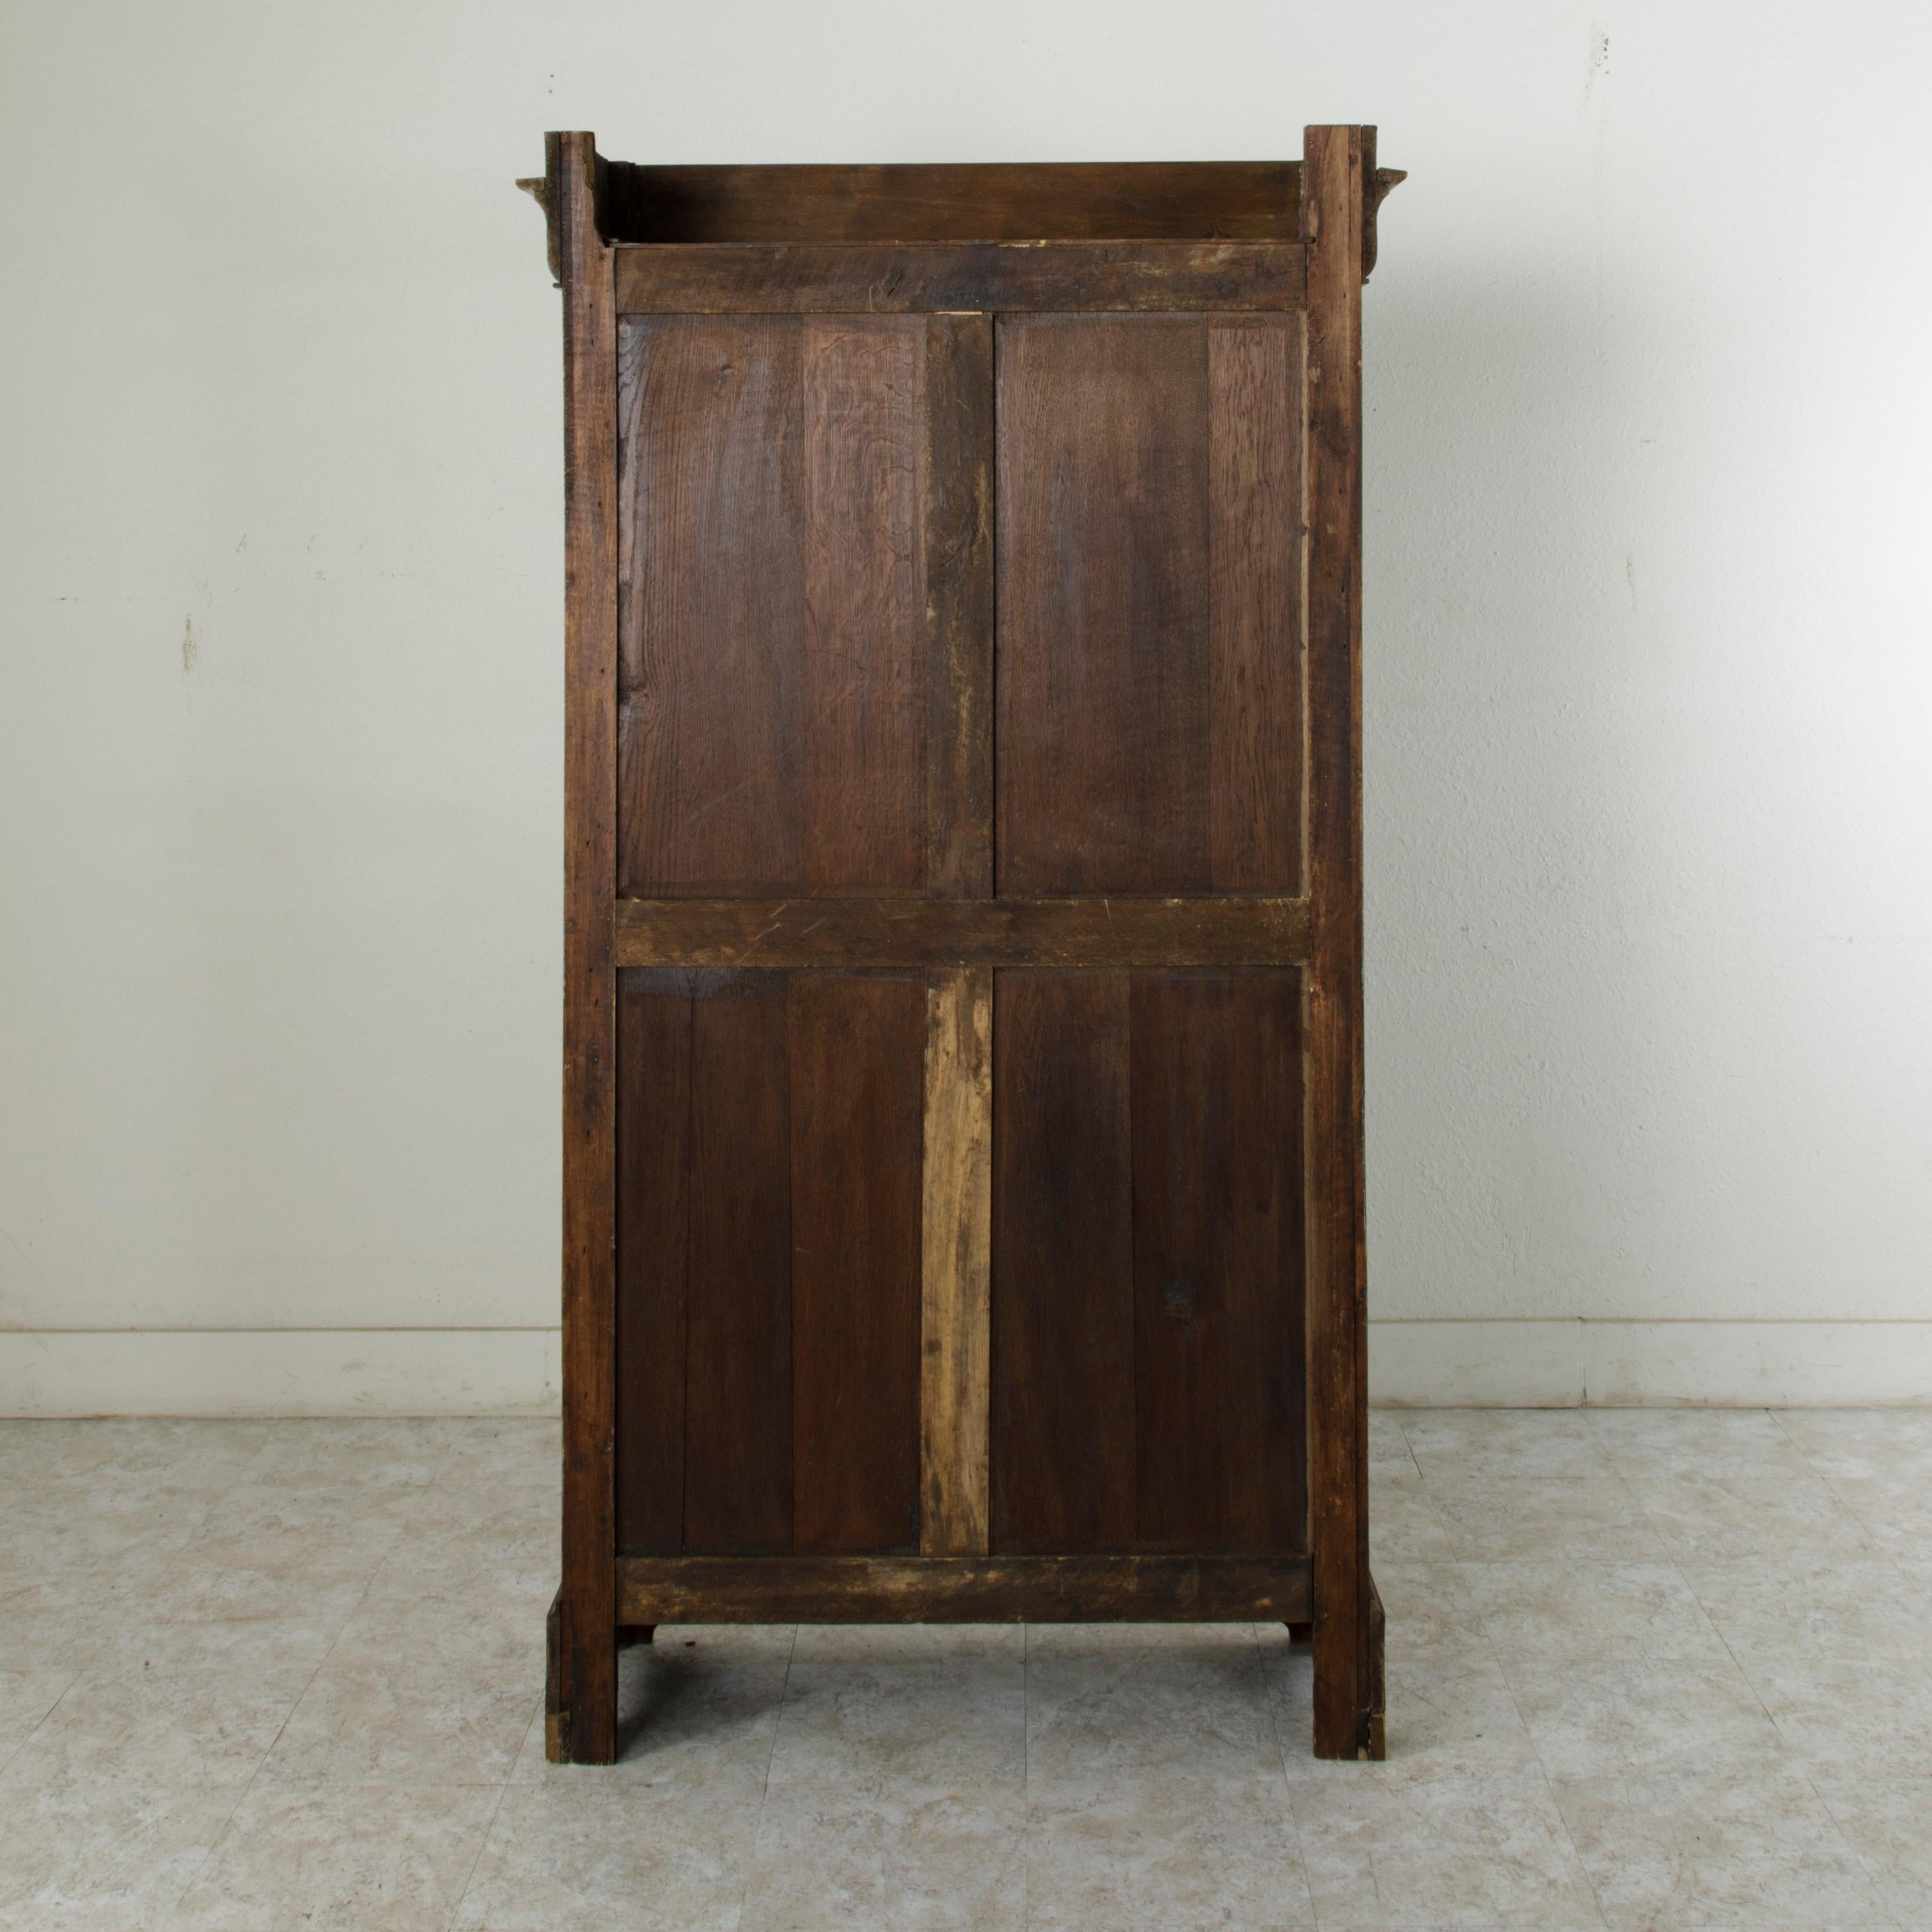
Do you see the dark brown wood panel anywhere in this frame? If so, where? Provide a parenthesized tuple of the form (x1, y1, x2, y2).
(618, 1554, 1311, 1625)
(613, 242, 1306, 315)
(614, 894, 1310, 970)
(995, 315, 1305, 897)
(617, 316, 929, 896)
(991, 972, 1135, 1552)
(788, 973, 926, 1552)
(801, 321, 927, 890)
(614, 973, 690, 1554)
(1130, 973, 1305, 1553)
(602, 160, 1303, 243)
(681, 971, 793, 1553)
(997, 317, 1210, 895)
(923, 313, 995, 898)
(1210, 322, 1305, 893)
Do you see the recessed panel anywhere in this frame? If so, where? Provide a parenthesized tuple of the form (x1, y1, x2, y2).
(617, 316, 929, 895)
(991, 969, 1306, 1556)
(615, 968, 925, 1557)
(995, 314, 1305, 896)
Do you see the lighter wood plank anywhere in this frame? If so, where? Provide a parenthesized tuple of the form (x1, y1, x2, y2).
(612, 895, 1311, 968)
(920, 969, 992, 1556)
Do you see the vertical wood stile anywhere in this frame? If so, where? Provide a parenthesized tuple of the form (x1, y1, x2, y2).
(920, 968, 994, 1553)
(924, 312, 995, 898)
(1301, 123, 1383, 1761)
(551, 129, 620, 1765)
(919, 310, 995, 1555)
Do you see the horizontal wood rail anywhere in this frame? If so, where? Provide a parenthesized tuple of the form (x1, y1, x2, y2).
(614, 241, 1308, 314)
(613, 895, 1311, 970)
(617, 1553, 1312, 1624)
(599, 160, 1305, 245)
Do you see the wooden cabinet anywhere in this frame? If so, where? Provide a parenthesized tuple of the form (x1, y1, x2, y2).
(528, 128, 1400, 1764)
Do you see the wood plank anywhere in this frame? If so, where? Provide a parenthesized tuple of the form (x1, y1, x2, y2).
(614, 241, 1307, 315)
(919, 969, 992, 1556)
(991, 972, 1136, 1552)
(1209, 321, 1305, 892)
(552, 128, 619, 1766)
(1130, 973, 1305, 1553)
(923, 314, 994, 898)
(614, 895, 1310, 969)
(681, 971, 793, 1553)
(602, 160, 1304, 244)
(996, 316, 1213, 895)
(617, 316, 805, 894)
(617, 1553, 1311, 1624)
(801, 319, 926, 890)
(789, 973, 926, 1553)
(614, 972, 690, 1554)
(1302, 124, 1379, 1761)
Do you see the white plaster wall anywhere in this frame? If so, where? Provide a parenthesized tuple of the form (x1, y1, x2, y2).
(2, 0, 1929, 1411)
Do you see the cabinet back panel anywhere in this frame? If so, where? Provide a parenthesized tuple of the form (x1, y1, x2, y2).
(617, 316, 929, 896)
(991, 969, 1307, 1555)
(994, 314, 1305, 897)
(615, 968, 925, 1556)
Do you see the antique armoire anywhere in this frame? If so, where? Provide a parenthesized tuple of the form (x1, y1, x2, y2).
(525, 127, 1399, 1764)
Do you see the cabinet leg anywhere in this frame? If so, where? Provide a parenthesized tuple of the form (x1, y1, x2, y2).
(545, 1588, 619, 1764)
(1284, 1621, 1314, 1643)
(1311, 1571, 1386, 1760)
(618, 1624, 656, 1647)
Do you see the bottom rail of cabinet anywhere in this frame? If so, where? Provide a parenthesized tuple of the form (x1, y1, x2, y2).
(614, 1552, 1312, 1625)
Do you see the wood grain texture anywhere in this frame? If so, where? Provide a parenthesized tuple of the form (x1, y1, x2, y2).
(602, 160, 1304, 244)
(614, 895, 1311, 969)
(923, 314, 995, 898)
(919, 969, 992, 1556)
(614, 972, 690, 1555)
(1210, 322, 1305, 892)
(1303, 124, 1380, 1760)
(618, 1553, 1311, 1625)
(801, 321, 926, 890)
(996, 315, 1305, 897)
(681, 972, 793, 1554)
(551, 129, 619, 1766)
(997, 317, 1211, 895)
(614, 242, 1307, 315)
(789, 973, 926, 1553)
(1130, 973, 1305, 1553)
(617, 316, 929, 896)
(991, 972, 1136, 1553)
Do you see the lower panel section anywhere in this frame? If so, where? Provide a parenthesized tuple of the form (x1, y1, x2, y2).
(991, 969, 1307, 1555)
(617, 1553, 1311, 1624)
(615, 967, 925, 1557)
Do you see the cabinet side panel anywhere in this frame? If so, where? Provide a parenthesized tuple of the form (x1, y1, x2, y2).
(619, 317, 805, 895)
(995, 316, 1211, 895)
(614, 972, 692, 1555)
(801, 321, 927, 891)
(789, 972, 927, 1552)
(1129, 972, 1305, 1553)
(1208, 320, 1305, 894)
(990, 971, 1136, 1552)
(682, 970, 794, 1552)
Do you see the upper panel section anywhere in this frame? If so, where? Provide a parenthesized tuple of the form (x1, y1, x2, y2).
(995, 314, 1307, 897)
(618, 314, 937, 897)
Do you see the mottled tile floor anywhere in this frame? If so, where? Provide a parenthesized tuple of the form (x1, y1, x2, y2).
(2, 1410, 1929, 1930)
